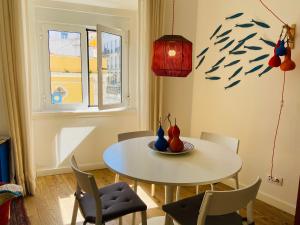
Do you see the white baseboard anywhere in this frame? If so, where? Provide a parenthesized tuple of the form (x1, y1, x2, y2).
(221, 180, 296, 216)
(36, 162, 106, 177)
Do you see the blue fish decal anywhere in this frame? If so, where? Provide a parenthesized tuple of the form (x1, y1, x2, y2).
(220, 40, 235, 52)
(224, 60, 240, 68)
(245, 64, 264, 75)
(260, 37, 276, 47)
(225, 80, 241, 89)
(251, 19, 270, 28)
(195, 56, 205, 69)
(205, 66, 220, 74)
(258, 66, 273, 77)
(226, 12, 244, 20)
(214, 36, 230, 45)
(238, 33, 257, 44)
(230, 50, 247, 55)
(229, 67, 243, 80)
(244, 45, 263, 50)
(249, 54, 270, 63)
(210, 24, 222, 40)
(230, 42, 244, 52)
(197, 47, 209, 58)
(212, 57, 226, 68)
(235, 23, 254, 28)
(217, 29, 232, 38)
(206, 76, 221, 80)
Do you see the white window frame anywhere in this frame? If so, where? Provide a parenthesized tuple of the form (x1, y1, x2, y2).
(39, 23, 129, 112)
(41, 23, 89, 111)
(97, 25, 129, 110)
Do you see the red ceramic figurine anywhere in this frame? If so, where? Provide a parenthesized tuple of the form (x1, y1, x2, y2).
(166, 113, 174, 145)
(170, 119, 184, 152)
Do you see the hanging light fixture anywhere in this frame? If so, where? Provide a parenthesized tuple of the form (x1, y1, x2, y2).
(151, 0, 193, 77)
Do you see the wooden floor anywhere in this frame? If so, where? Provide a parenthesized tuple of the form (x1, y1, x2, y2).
(24, 169, 294, 225)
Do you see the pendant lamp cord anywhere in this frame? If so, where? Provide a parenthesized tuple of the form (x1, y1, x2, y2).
(258, 0, 288, 26)
(172, 0, 175, 35)
(270, 72, 286, 177)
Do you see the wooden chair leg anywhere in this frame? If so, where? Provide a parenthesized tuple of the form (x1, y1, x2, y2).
(196, 185, 199, 194)
(115, 173, 120, 183)
(118, 217, 123, 225)
(175, 186, 181, 201)
(132, 213, 136, 225)
(71, 198, 79, 225)
(133, 180, 138, 192)
(247, 201, 254, 224)
(210, 183, 215, 191)
(151, 184, 155, 197)
(235, 174, 240, 189)
(141, 211, 147, 225)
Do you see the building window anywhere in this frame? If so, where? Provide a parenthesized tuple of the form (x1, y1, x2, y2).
(42, 24, 128, 111)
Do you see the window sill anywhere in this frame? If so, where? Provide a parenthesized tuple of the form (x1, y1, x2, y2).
(32, 107, 137, 120)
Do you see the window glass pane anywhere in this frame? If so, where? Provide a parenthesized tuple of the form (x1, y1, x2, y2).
(87, 30, 98, 106)
(101, 32, 122, 105)
(48, 30, 83, 105)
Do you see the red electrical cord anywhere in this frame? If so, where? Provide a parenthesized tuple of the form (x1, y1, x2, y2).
(259, 0, 288, 26)
(270, 72, 286, 177)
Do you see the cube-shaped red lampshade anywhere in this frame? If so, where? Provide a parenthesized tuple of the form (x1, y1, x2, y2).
(152, 35, 193, 77)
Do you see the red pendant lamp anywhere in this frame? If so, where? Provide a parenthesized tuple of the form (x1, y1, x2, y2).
(151, 0, 193, 77)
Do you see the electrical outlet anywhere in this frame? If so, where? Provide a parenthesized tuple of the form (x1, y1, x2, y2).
(267, 175, 284, 186)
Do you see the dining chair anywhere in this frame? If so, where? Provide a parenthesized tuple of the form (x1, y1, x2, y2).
(115, 131, 155, 196)
(70, 155, 147, 225)
(163, 177, 261, 225)
(176, 132, 240, 200)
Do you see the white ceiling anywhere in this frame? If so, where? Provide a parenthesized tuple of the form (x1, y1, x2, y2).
(52, 0, 138, 10)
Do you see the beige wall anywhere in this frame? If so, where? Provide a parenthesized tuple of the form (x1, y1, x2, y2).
(161, 0, 198, 135)
(190, 0, 300, 215)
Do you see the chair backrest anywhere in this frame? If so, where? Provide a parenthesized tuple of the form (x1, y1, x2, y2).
(197, 177, 262, 225)
(201, 132, 239, 154)
(118, 130, 153, 142)
(70, 155, 102, 224)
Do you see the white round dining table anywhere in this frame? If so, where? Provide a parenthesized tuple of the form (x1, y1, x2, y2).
(103, 136, 242, 225)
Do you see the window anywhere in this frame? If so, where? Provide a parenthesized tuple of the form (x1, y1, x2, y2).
(41, 24, 128, 111)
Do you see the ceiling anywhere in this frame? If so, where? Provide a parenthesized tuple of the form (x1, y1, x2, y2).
(51, 0, 138, 10)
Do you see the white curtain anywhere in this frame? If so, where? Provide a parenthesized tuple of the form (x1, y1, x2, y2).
(0, 0, 36, 194)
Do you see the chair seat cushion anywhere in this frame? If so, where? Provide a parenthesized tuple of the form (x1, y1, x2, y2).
(162, 193, 243, 225)
(78, 182, 147, 223)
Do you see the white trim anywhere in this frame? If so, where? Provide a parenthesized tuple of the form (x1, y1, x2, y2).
(36, 162, 106, 177)
(221, 180, 296, 215)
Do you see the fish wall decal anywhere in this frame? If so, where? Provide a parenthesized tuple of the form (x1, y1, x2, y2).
(206, 76, 221, 80)
(224, 60, 241, 68)
(212, 56, 226, 68)
(195, 56, 205, 69)
(226, 12, 244, 20)
(214, 36, 230, 45)
(220, 39, 235, 52)
(249, 54, 270, 63)
(230, 42, 244, 52)
(235, 23, 254, 28)
(210, 24, 222, 40)
(197, 47, 209, 58)
(230, 50, 247, 55)
(260, 37, 276, 47)
(225, 80, 241, 89)
(217, 29, 232, 38)
(258, 66, 273, 77)
(244, 45, 263, 50)
(245, 64, 264, 75)
(205, 66, 220, 74)
(251, 19, 270, 28)
(238, 32, 257, 44)
(229, 67, 243, 80)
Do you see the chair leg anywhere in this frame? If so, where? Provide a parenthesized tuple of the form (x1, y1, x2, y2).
(133, 180, 138, 192)
(141, 211, 147, 225)
(71, 199, 79, 225)
(210, 183, 215, 191)
(119, 217, 123, 225)
(175, 186, 181, 201)
(196, 185, 199, 194)
(235, 174, 239, 189)
(132, 213, 136, 225)
(151, 184, 155, 197)
(115, 173, 120, 183)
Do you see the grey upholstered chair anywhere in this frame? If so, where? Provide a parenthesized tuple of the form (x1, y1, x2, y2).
(70, 155, 147, 225)
(163, 177, 261, 225)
